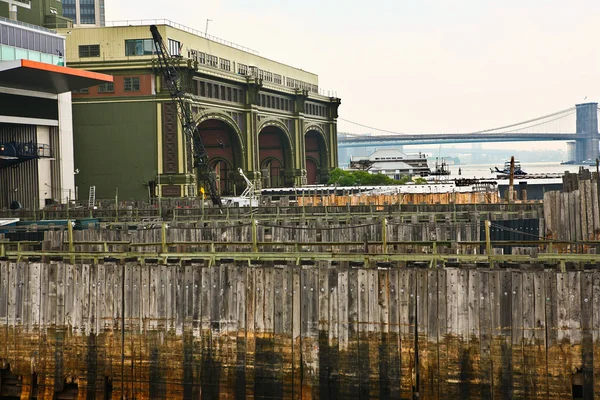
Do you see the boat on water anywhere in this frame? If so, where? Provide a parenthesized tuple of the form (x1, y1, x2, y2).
(430, 158, 451, 176)
(491, 160, 527, 176)
(561, 159, 598, 166)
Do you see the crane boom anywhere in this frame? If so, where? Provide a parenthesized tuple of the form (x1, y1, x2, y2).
(150, 25, 222, 207)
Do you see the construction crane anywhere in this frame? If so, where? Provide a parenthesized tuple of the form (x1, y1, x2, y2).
(150, 25, 222, 208)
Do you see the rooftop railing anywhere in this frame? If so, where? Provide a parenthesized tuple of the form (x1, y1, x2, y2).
(106, 19, 259, 55)
(0, 15, 59, 35)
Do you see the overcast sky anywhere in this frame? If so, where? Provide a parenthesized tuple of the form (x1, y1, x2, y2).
(106, 0, 600, 142)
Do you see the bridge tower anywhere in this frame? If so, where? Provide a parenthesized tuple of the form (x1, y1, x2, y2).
(575, 102, 599, 163)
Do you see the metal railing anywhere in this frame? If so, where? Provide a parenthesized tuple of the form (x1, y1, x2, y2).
(0, 15, 59, 35)
(0, 141, 52, 158)
(106, 19, 259, 55)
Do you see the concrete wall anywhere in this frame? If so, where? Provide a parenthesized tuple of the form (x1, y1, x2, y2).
(0, 260, 598, 399)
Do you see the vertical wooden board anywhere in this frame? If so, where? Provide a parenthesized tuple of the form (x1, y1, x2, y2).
(592, 271, 600, 398)
(225, 263, 239, 398)
(569, 271, 583, 391)
(424, 269, 439, 400)
(96, 263, 106, 334)
(585, 180, 595, 240)
(244, 265, 256, 399)
(356, 267, 371, 400)
(591, 181, 600, 234)
(317, 262, 331, 400)
(175, 264, 185, 335)
(0, 262, 7, 362)
(89, 264, 98, 336)
(445, 268, 461, 399)
(300, 265, 319, 399)
(336, 265, 353, 399)
(407, 269, 417, 399)
(555, 271, 573, 397)
(327, 265, 340, 399)
(377, 268, 390, 400)
(273, 264, 286, 399)
(398, 268, 413, 399)
(510, 271, 525, 399)
(141, 264, 151, 333)
(467, 269, 481, 399)
(387, 268, 401, 399)
(478, 271, 493, 399)
(533, 271, 548, 399)
(343, 266, 360, 399)
(580, 271, 594, 400)
(521, 271, 537, 398)
(148, 264, 159, 331)
(234, 263, 247, 400)
(580, 182, 589, 241)
(415, 269, 431, 400)
(30, 263, 41, 329)
(165, 264, 174, 332)
(436, 269, 448, 399)
(263, 265, 276, 399)
(291, 264, 302, 400)
(493, 270, 513, 400)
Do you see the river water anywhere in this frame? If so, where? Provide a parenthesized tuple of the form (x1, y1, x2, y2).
(442, 161, 596, 180)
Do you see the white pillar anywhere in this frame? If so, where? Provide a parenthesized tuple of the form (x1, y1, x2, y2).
(37, 126, 52, 209)
(58, 92, 75, 203)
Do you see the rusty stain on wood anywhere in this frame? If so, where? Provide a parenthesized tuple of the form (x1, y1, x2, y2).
(0, 260, 600, 399)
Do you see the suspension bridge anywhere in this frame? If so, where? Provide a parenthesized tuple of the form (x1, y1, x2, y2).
(338, 103, 600, 163)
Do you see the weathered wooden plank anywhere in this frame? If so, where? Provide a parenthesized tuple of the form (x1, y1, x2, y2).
(445, 268, 461, 399)
(377, 266, 391, 400)
(425, 269, 439, 400)
(478, 270, 493, 399)
(388, 267, 401, 399)
(522, 270, 537, 398)
(581, 271, 594, 400)
(415, 268, 431, 400)
(327, 264, 340, 399)
(493, 270, 513, 399)
(234, 262, 247, 400)
(341, 265, 360, 399)
(592, 270, 600, 398)
(399, 268, 414, 399)
(273, 262, 286, 399)
(569, 270, 583, 397)
(511, 271, 524, 398)
(555, 271, 573, 397)
(466, 268, 480, 399)
(244, 264, 256, 398)
(533, 270, 548, 399)
(317, 261, 331, 400)
(291, 262, 302, 400)
(437, 268, 448, 399)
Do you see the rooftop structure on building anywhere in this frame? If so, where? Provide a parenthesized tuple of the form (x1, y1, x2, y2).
(60, 20, 341, 202)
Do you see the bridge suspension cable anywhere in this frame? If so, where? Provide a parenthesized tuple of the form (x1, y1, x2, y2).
(475, 107, 576, 133)
(339, 106, 578, 136)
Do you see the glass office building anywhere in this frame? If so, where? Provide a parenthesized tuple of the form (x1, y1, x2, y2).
(61, 0, 104, 27)
(0, 16, 65, 65)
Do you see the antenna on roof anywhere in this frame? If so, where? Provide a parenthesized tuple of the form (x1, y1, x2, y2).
(205, 19, 212, 36)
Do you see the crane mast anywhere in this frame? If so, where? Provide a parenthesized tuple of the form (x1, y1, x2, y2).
(150, 25, 222, 207)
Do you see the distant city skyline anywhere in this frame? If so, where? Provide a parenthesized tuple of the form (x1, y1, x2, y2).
(104, 0, 600, 150)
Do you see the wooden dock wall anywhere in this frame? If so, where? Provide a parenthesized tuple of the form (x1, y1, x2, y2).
(1, 260, 599, 399)
(543, 172, 600, 242)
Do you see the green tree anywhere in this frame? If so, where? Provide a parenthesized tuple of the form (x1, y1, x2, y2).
(327, 168, 412, 186)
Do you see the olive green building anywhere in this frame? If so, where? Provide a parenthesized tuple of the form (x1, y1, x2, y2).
(0, 0, 72, 29)
(61, 21, 340, 201)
